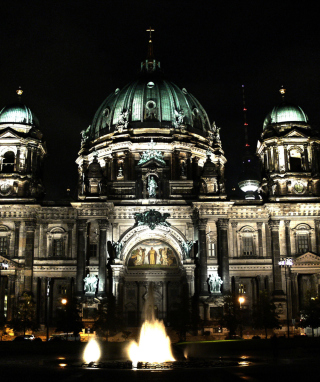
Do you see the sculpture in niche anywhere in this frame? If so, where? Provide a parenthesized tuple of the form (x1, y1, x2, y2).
(148, 176, 158, 197)
(112, 241, 123, 259)
(128, 240, 177, 267)
(182, 240, 195, 259)
(207, 274, 223, 293)
(83, 274, 98, 293)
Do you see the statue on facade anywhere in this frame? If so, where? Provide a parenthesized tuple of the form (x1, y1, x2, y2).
(116, 109, 129, 131)
(83, 274, 98, 293)
(182, 240, 195, 259)
(208, 274, 223, 293)
(173, 108, 185, 129)
(148, 176, 158, 197)
(81, 125, 91, 143)
(112, 241, 123, 259)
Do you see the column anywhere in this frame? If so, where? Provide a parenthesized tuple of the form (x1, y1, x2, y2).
(24, 221, 36, 292)
(284, 220, 291, 257)
(304, 145, 309, 171)
(186, 153, 192, 180)
(192, 156, 199, 180)
(267, 148, 273, 172)
(217, 218, 230, 292)
(284, 145, 288, 172)
(257, 222, 263, 257)
(67, 223, 74, 258)
(315, 219, 320, 255)
(273, 147, 278, 172)
(231, 222, 238, 257)
(98, 219, 108, 296)
(269, 220, 283, 294)
(198, 218, 208, 295)
(14, 221, 21, 258)
(16, 147, 20, 172)
(7, 275, 15, 321)
(76, 220, 87, 295)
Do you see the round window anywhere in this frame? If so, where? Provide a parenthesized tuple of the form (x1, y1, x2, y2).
(146, 100, 156, 110)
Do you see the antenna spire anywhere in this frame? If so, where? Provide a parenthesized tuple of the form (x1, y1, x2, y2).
(242, 85, 249, 147)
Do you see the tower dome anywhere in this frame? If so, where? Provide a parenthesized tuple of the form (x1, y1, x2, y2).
(0, 88, 46, 202)
(0, 103, 39, 127)
(263, 88, 309, 131)
(263, 102, 308, 130)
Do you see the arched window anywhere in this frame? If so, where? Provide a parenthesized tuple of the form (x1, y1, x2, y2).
(238, 226, 257, 257)
(2, 152, 15, 173)
(289, 148, 302, 172)
(292, 224, 312, 255)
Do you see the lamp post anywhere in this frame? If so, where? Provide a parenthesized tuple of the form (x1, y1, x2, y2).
(239, 296, 245, 337)
(278, 257, 293, 338)
(61, 298, 69, 341)
(0, 261, 8, 322)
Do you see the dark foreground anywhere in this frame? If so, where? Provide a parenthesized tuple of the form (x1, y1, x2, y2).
(0, 338, 319, 381)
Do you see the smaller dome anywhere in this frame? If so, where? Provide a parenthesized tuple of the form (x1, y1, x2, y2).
(263, 102, 308, 130)
(0, 103, 39, 127)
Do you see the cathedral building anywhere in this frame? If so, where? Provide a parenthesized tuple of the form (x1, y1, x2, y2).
(0, 37, 319, 333)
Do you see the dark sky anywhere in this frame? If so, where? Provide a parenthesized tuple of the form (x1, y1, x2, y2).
(1, 1, 320, 200)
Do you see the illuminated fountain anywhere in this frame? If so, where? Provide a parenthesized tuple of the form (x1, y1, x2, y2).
(127, 283, 175, 367)
(83, 338, 101, 364)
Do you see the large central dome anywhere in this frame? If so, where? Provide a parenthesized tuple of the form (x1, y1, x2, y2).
(88, 56, 211, 141)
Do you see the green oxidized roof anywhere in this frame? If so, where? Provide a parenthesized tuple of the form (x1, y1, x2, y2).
(263, 102, 308, 130)
(0, 103, 39, 127)
(89, 71, 211, 140)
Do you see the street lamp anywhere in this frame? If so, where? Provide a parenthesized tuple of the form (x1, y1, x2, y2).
(239, 296, 245, 337)
(278, 257, 293, 338)
(0, 260, 8, 321)
(61, 298, 69, 340)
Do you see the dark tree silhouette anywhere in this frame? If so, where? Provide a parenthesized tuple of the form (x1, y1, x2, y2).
(252, 290, 281, 338)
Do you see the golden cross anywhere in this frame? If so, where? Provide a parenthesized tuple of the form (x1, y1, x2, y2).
(146, 27, 155, 41)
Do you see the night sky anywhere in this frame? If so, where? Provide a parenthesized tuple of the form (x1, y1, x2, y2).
(1, 1, 320, 200)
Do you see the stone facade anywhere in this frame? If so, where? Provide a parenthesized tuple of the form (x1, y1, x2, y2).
(0, 50, 320, 331)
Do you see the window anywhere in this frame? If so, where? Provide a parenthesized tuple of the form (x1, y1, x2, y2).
(0, 237, 7, 256)
(2, 152, 15, 173)
(58, 285, 67, 295)
(243, 235, 254, 256)
(239, 283, 246, 294)
(89, 243, 97, 258)
(289, 149, 302, 172)
(297, 234, 309, 254)
(53, 239, 63, 257)
(208, 242, 215, 257)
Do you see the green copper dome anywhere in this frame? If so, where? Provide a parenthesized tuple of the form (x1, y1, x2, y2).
(89, 71, 211, 141)
(263, 102, 308, 130)
(0, 103, 39, 127)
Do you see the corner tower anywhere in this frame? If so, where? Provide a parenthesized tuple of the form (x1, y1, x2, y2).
(257, 87, 320, 200)
(0, 88, 46, 202)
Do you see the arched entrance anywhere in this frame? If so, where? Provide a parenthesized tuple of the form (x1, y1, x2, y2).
(123, 238, 186, 327)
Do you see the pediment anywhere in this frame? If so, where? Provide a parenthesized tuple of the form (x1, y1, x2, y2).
(284, 129, 307, 138)
(0, 255, 20, 269)
(0, 129, 20, 140)
(295, 252, 320, 264)
(139, 157, 166, 168)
